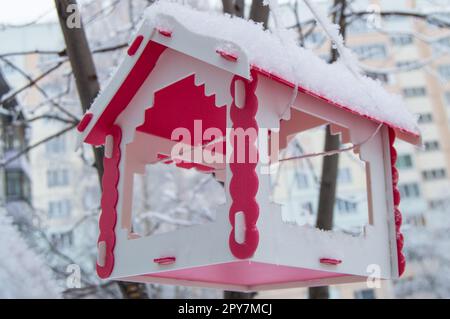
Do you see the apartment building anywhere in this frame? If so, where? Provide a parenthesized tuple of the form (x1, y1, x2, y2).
(347, 0, 450, 221)
(0, 67, 32, 230)
(0, 22, 101, 254)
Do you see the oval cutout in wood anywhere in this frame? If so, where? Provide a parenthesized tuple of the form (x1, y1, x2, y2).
(234, 79, 246, 109)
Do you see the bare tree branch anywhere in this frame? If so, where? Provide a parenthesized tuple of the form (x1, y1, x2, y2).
(345, 10, 450, 28)
(0, 42, 128, 59)
(0, 56, 79, 121)
(0, 60, 67, 107)
(23, 114, 77, 125)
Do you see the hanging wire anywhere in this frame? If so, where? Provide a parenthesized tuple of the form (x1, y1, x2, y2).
(278, 123, 383, 163)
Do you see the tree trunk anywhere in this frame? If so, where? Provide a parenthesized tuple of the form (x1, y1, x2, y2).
(222, 0, 235, 15)
(249, 0, 270, 28)
(308, 0, 347, 300)
(235, 0, 245, 18)
(54, 0, 149, 299)
(222, 0, 245, 18)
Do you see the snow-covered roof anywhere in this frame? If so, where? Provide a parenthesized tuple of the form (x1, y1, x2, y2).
(145, 2, 420, 139)
(79, 1, 421, 145)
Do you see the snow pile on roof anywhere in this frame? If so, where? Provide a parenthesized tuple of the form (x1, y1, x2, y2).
(145, 1, 419, 135)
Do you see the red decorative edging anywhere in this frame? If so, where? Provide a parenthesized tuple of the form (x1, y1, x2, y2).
(77, 112, 93, 132)
(157, 153, 215, 173)
(156, 28, 173, 38)
(320, 258, 342, 265)
(228, 70, 259, 259)
(96, 125, 122, 279)
(85, 41, 167, 145)
(127, 35, 144, 56)
(389, 128, 405, 276)
(154, 257, 176, 265)
(216, 49, 238, 62)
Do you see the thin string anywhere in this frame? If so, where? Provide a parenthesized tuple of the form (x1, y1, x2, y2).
(153, 123, 381, 170)
(278, 123, 383, 163)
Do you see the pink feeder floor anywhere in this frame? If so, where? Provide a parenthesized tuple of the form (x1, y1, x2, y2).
(143, 261, 349, 287)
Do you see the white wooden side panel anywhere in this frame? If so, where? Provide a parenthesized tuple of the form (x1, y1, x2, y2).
(253, 77, 396, 279)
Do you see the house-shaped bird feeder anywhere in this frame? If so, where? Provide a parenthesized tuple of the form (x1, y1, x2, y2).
(77, 3, 421, 291)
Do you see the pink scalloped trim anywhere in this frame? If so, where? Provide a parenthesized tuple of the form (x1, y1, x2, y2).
(96, 125, 122, 279)
(228, 70, 259, 259)
(389, 128, 405, 276)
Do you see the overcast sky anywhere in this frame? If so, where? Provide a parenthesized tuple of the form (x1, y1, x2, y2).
(0, 0, 56, 24)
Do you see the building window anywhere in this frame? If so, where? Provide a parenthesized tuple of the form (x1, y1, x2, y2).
(417, 113, 433, 124)
(438, 65, 450, 81)
(444, 92, 450, 121)
(48, 199, 72, 219)
(47, 169, 69, 187)
(445, 92, 450, 107)
(403, 87, 427, 98)
(301, 202, 313, 215)
(5, 170, 31, 202)
(3, 125, 25, 152)
(336, 198, 357, 213)
(397, 154, 413, 169)
(383, 14, 411, 29)
(406, 214, 426, 226)
(337, 168, 352, 184)
(366, 72, 389, 83)
(423, 140, 440, 151)
(51, 231, 73, 248)
(305, 32, 325, 46)
(354, 288, 376, 299)
(294, 172, 309, 189)
(422, 168, 446, 181)
(429, 199, 448, 210)
(430, 14, 450, 28)
(433, 36, 450, 53)
(391, 35, 413, 46)
(347, 19, 371, 34)
(46, 136, 66, 154)
(398, 183, 420, 198)
(352, 44, 387, 60)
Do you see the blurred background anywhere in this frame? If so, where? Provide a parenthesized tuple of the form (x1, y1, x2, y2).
(0, 0, 449, 299)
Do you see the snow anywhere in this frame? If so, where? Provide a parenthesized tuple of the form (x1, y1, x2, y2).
(144, 1, 419, 135)
(302, 0, 361, 76)
(0, 211, 61, 298)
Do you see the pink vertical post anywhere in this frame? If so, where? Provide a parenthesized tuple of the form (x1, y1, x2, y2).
(228, 71, 260, 259)
(97, 125, 122, 278)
